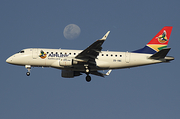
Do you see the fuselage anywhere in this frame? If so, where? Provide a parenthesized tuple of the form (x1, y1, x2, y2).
(6, 48, 163, 71)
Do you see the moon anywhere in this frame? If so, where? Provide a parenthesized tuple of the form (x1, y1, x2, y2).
(63, 24, 81, 40)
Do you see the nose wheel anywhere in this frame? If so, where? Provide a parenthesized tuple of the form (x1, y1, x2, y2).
(25, 65, 31, 76)
(26, 72, 30, 76)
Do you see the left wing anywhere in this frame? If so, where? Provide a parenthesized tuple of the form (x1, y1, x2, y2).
(90, 69, 112, 77)
(75, 31, 110, 64)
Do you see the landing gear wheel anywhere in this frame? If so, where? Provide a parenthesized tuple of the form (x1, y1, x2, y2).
(86, 75, 91, 82)
(86, 69, 89, 73)
(25, 65, 31, 76)
(26, 72, 30, 76)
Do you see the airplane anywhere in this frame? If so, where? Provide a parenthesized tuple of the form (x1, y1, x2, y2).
(6, 26, 174, 82)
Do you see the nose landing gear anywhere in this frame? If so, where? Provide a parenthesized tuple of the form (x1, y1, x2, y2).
(25, 65, 31, 76)
(26, 72, 30, 76)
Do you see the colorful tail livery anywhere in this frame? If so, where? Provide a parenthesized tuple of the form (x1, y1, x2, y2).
(133, 26, 173, 54)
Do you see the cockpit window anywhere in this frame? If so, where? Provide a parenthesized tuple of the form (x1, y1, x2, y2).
(19, 50, 25, 53)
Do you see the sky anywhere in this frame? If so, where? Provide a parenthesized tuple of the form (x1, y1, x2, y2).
(0, 0, 180, 119)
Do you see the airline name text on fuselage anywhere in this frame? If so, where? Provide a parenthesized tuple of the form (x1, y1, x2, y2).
(48, 53, 69, 57)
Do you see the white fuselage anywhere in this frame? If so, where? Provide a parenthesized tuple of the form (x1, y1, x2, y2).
(6, 48, 162, 71)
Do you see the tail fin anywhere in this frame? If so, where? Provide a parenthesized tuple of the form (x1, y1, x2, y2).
(133, 26, 173, 54)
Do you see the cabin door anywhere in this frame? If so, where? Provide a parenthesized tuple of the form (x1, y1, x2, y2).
(125, 51, 130, 63)
(32, 48, 38, 59)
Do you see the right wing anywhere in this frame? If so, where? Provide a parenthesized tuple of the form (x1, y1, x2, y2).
(75, 31, 110, 64)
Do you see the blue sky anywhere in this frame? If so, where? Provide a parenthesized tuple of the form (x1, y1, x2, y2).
(1, 0, 180, 119)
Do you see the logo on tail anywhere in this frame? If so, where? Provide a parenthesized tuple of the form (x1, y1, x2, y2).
(157, 30, 168, 43)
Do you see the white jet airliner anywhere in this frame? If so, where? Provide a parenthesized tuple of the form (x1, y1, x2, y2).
(6, 26, 174, 82)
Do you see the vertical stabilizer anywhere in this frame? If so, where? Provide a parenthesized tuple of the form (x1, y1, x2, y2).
(133, 26, 173, 54)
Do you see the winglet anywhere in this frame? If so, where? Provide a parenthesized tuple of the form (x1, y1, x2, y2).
(105, 69, 112, 76)
(101, 31, 110, 40)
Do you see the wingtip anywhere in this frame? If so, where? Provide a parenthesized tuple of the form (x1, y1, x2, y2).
(105, 69, 112, 76)
(101, 31, 110, 40)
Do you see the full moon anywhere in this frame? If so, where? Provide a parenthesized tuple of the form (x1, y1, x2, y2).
(63, 24, 81, 40)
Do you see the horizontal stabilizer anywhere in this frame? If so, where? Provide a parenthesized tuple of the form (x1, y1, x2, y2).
(150, 48, 171, 60)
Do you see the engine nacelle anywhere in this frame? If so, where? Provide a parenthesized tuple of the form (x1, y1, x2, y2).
(61, 70, 82, 78)
(59, 58, 78, 66)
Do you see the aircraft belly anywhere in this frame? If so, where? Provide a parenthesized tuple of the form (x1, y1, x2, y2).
(96, 60, 110, 68)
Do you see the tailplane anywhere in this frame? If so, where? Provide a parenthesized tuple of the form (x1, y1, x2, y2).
(133, 26, 173, 54)
(149, 48, 174, 62)
(150, 48, 171, 60)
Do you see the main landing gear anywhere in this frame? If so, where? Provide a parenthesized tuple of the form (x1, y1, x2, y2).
(84, 64, 91, 82)
(25, 65, 31, 76)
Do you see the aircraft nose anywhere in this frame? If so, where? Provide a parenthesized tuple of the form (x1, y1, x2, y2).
(6, 57, 12, 63)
